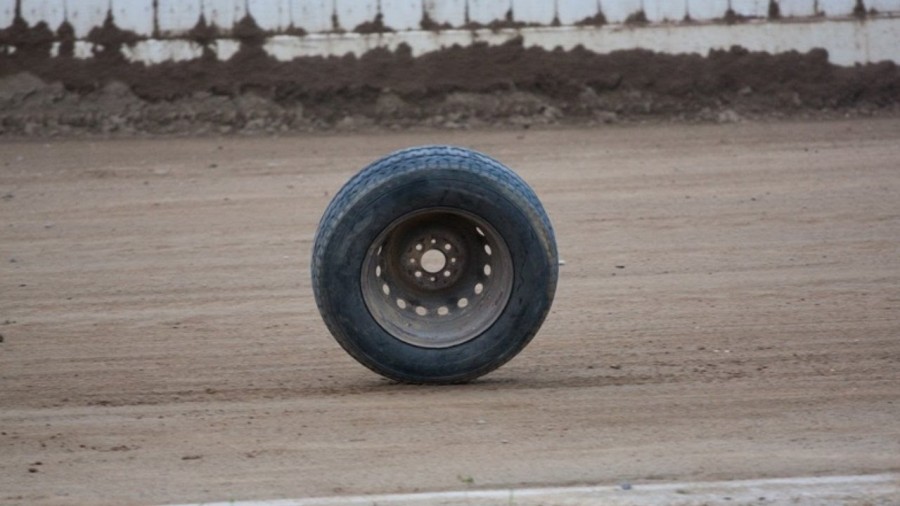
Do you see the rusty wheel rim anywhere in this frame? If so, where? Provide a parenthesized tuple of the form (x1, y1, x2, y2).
(361, 208, 514, 349)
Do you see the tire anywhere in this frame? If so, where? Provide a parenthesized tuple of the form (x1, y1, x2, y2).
(311, 145, 558, 384)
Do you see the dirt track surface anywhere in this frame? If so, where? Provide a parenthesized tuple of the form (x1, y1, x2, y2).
(1, 119, 899, 505)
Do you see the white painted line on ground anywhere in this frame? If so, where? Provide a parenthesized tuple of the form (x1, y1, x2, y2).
(168, 473, 900, 506)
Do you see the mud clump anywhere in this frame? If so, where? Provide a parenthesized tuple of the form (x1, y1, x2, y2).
(1, 39, 899, 136)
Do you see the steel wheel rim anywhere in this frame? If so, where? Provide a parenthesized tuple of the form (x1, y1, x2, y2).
(361, 208, 514, 349)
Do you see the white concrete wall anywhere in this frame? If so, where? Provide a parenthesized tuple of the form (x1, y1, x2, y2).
(557, 0, 598, 24)
(869, 0, 900, 12)
(20, 0, 65, 31)
(603, 0, 644, 23)
(63, 0, 107, 37)
(424, 0, 466, 26)
(260, 18, 900, 65)
(290, 0, 332, 32)
(468, 0, 512, 25)
(111, 0, 154, 36)
(816, 0, 858, 16)
(511, 0, 557, 24)
(334, 0, 378, 31)
(4, 0, 900, 35)
(689, 0, 729, 21)
(730, 0, 770, 17)
(380, 0, 422, 31)
(157, 0, 200, 35)
(248, 0, 291, 32)
(644, 0, 689, 22)
(1, 0, 899, 66)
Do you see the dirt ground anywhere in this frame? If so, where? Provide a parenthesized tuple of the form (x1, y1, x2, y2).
(1, 118, 899, 505)
(3, 40, 900, 136)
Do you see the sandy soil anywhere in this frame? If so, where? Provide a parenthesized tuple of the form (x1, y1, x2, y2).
(1, 119, 899, 505)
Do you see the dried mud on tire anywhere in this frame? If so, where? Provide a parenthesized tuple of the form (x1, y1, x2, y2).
(1, 38, 900, 136)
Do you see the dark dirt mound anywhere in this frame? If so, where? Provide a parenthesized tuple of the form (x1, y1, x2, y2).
(1, 37, 899, 136)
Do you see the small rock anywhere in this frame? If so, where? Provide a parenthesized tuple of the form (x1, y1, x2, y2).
(594, 111, 618, 124)
(336, 115, 359, 130)
(0, 72, 48, 102)
(375, 92, 411, 117)
(717, 109, 741, 123)
(558, 259, 566, 266)
(100, 81, 134, 99)
(541, 105, 562, 120)
(578, 86, 602, 107)
(620, 482, 632, 490)
(181, 455, 202, 461)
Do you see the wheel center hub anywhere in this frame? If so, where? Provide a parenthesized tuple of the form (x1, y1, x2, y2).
(400, 230, 467, 290)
